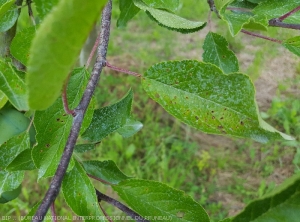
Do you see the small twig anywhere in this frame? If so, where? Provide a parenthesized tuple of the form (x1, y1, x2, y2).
(88, 173, 112, 185)
(241, 29, 282, 44)
(62, 74, 75, 116)
(207, 0, 220, 18)
(99, 203, 114, 222)
(207, 0, 215, 12)
(278, 5, 300, 21)
(86, 30, 102, 68)
(106, 62, 141, 77)
(96, 189, 150, 222)
(32, 1, 112, 221)
(50, 202, 57, 222)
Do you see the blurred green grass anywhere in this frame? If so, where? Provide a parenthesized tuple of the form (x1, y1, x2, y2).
(2, 1, 300, 221)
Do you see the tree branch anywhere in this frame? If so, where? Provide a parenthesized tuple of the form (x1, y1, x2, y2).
(32, 1, 112, 221)
(269, 18, 300, 30)
(96, 189, 150, 222)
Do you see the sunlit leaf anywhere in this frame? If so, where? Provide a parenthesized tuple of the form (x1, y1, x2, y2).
(82, 89, 133, 143)
(32, 68, 93, 179)
(0, 171, 23, 203)
(0, 60, 28, 111)
(0, 131, 29, 168)
(0, 0, 18, 32)
(142, 60, 294, 143)
(0, 108, 30, 145)
(142, 0, 180, 12)
(203, 32, 239, 74)
(134, 0, 206, 33)
(113, 179, 210, 222)
(27, 0, 105, 110)
(62, 161, 105, 221)
(82, 160, 131, 185)
(117, 0, 140, 27)
(117, 118, 143, 138)
(0, 0, 14, 19)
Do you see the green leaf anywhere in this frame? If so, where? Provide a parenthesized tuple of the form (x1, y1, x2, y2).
(0, 171, 24, 203)
(32, 67, 92, 179)
(6, 149, 36, 171)
(34, 0, 59, 20)
(142, 60, 294, 143)
(142, 0, 180, 12)
(0, 108, 30, 145)
(62, 161, 104, 221)
(0, 0, 18, 32)
(229, 0, 257, 9)
(214, 0, 234, 11)
(220, 10, 252, 36)
(246, 0, 266, 3)
(0, 184, 21, 204)
(82, 89, 133, 143)
(0, 91, 7, 108)
(82, 160, 131, 185)
(227, 173, 300, 222)
(117, 118, 143, 138)
(283, 36, 300, 57)
(27, 0, 105, 110)
(134, 0, 206, 33)
(113, 179, 210, 222)
(0, 0, 14, 19)
(202, 32, 239, 74)
(117, 0, 140, 27)
(0, 60, 28, 111)
(10, 26, 37, 66)
(74, 143, 96, 153)
(253, 0, 300, 24)
(242, 16, 269, 31)
(0, 131, 29, 168)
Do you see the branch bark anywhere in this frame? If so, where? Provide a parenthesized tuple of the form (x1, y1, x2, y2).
(96, 189, 150, 222)
(32, 1, 112, 221)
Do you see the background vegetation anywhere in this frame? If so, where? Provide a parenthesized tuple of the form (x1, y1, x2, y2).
(1, 1, 299, 221)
